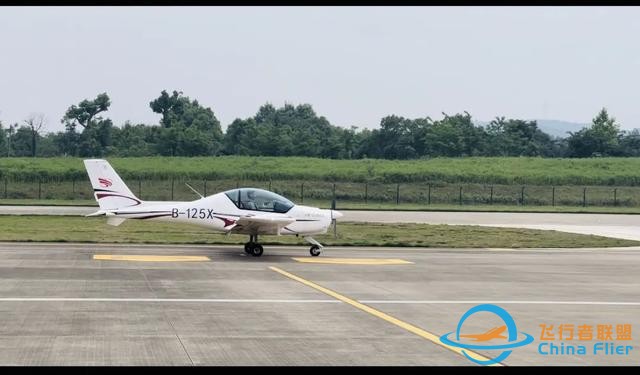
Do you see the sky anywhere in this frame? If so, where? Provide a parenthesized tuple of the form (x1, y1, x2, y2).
(1, 6, 639, 133)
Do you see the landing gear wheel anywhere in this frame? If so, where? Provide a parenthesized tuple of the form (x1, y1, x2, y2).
(310, 245, 321, 257)
(251, 244, 264, 257)
(244, 242, 251, 254)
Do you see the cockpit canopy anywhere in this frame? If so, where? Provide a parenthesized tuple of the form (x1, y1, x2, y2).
(224, 188, 295, 214)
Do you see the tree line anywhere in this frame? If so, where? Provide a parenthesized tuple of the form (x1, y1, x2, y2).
(0, 91, 638, 159)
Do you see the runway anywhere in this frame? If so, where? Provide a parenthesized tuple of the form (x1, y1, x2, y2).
(2, 205, 640, 241)
(0, 242, 637, 365)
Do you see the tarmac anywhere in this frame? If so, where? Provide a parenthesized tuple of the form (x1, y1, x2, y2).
(0, 242, 638, 366)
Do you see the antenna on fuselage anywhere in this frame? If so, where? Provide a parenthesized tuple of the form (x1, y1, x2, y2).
(185, 182, 204, 199)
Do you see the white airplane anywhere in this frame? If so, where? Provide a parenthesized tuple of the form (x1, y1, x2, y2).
(83, 159, 343, 257)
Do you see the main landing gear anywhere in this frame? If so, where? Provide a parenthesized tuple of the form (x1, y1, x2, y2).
(244, 234, 263, 257)
(244, 235, 325, 257)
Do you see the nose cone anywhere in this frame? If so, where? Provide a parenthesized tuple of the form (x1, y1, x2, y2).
(331, 210, 343, 219)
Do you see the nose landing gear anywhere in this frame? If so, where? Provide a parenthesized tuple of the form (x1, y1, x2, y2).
(309, 245, 322, 257)
(305, 237, 323, 257)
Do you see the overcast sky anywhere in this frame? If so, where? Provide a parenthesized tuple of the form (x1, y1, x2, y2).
(1, 6, 639, 133)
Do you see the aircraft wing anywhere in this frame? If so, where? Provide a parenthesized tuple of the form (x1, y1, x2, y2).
(233, 215, 296, 235)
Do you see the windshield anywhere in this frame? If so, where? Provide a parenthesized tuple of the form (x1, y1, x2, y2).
(224, 188, 294, 213)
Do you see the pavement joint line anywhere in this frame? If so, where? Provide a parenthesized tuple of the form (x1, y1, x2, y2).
(291, 257, 413, 265)
(0, 298, 636, 306)
(268, 266, 501, 367)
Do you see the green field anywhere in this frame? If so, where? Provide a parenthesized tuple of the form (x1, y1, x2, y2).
(0, 216, 637, 248)
(2, 156, 640, 185)
(2, 156, 640, 209)
(0, 177, 637, 209)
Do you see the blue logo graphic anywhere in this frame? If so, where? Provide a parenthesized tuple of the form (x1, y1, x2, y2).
(439, 304, 534, 365)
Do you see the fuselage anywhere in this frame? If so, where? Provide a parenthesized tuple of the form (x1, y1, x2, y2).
(104, 188, 337, 236)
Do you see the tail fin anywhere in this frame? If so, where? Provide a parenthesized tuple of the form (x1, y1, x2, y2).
(84, 159, 142, 210)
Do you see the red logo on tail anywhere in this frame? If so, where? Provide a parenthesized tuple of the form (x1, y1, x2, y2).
(98, 178, 113, 188)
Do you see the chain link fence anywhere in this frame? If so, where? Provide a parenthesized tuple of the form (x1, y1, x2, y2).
(1, 178, 639, 208)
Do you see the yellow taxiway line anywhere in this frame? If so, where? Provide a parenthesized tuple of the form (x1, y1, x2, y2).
(93, 254, 210, 262)
(269, 266, 501, 366)
(291, 258, 413, 265)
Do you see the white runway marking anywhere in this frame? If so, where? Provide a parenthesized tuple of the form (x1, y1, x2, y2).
(0, 298, 636, 306)
(0, 298, 340, 303)
(361, 300, 640, 306)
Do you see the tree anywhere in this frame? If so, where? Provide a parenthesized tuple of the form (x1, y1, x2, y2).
(423, 112, 485, 157)
(60, 93, 114, 157)
(6, 123, 16, 157)
(619, 129, 640, 156)
(23, 113, 46, 157)
(62, 93, 111, 129)
(375, 115, 419, 159)
(150, 90, 223, 156)
(222, 103, 349, 158)
(0, 121, 6, 157)
(9, 126, 34, 157)
(567, 108, 621, 157)
(485, 117, 553, 156)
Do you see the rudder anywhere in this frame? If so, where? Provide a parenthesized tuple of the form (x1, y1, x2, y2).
(84, 159, 142, 210)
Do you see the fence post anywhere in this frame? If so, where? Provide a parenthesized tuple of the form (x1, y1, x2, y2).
(428, 184, 431, 205)
(72, 179, 76, 194)
(138, 179, 142, 199)
(583, 187, 587, 207)
(38, 179, 42, 200)
(614, 188, 617, 206)
(268, 179, 272, 191)
(300, 183, 304, 204)
(521, 186, 525, 206)
(332, 183, 336, 205)
(3, 179, 6, 199)
(396, 184, 400, 205)
(204, 180, 207, 197)
(459, 186, 463, 205)
(364, 182, 368, 204)
(171, 178, 174, 200)
(552, 186, 555, 207)
(490, 186, 493, 205)
(236, 181, 239, 189)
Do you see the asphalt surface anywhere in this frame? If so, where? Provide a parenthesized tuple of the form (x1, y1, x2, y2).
(2, 206, 640, 241)
(0, 242, 638, 366)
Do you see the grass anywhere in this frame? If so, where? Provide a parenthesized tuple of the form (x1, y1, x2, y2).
(4, 156, 640, 185)
(0, 216, 638, 248)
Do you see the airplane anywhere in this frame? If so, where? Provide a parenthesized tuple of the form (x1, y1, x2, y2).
(459, 326, 507, 342)
(83, 159, 343, 257)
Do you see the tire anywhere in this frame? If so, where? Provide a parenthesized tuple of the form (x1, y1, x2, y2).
(244, 242, 252, 254)
(310, 245, 321, 257)
(251, 244, 264, 257)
